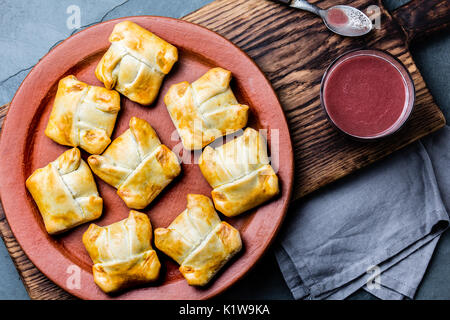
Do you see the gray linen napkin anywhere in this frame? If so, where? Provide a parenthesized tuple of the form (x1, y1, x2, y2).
(275, 126, 450, 300)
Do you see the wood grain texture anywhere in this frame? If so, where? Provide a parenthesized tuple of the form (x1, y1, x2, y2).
(0, 0, 447, 299)
(0, 103, 8, 130)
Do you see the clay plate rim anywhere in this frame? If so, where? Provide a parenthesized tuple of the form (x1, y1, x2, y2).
(0, 16, 294, 300)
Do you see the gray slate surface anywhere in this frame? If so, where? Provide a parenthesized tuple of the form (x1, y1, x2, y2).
(0, 0, 449, 300)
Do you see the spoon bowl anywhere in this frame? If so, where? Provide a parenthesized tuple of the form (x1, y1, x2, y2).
(321, 5, 373, 37)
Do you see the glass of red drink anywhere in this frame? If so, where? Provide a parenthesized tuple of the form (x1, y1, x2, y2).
(320, 49, 415, 140)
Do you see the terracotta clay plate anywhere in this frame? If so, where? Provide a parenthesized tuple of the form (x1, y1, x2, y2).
(0, 16, 293, 300)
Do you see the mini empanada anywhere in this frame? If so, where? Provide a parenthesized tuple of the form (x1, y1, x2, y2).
(88, 117, 181, 209)
(45, 75, 120, 155)
(83, 210, 161, 293)
(95, 21, 178, 105)
(154, 194, 242, 286)
(26, 148, 103, 234)
(199, 127, 279, 217)
(164, 67, 249, 150)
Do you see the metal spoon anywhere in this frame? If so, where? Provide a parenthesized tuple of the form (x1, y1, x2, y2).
(275, 0, 373, 37)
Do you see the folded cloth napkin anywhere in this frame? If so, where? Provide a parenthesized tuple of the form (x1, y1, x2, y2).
(275, 126, 450, 300)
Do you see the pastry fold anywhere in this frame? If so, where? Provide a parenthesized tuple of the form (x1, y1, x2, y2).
(164, 67, 248, 150)
(88, 117, 181, 209)
(95, 21, 178, 105)
(199, 127, 279, 217)
(45, 75, 120, 154)
(26, 148, 103, 234)
(83, 211, 161, 293)
(155, 194, 242, 286)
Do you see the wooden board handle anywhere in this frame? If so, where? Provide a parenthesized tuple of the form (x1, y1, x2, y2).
(392, 0, 450, 44)
(0, 103, 9, 130)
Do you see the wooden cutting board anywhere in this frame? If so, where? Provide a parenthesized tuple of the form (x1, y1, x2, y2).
(0, 0, 449, 299)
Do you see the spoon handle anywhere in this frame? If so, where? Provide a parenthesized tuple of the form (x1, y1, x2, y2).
(290, 0, 322, 16)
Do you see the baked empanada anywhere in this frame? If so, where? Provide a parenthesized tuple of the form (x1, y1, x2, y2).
(199, 127, 279, 217)
(44, 75, 120, 155)
(26, 148, 103, 235)
(88, 117, 181, 209)
(154, 194, 242, 286)
(164, 67, 249, 150)
(83, 210, 161, 293)
(95, 21, 178, 105)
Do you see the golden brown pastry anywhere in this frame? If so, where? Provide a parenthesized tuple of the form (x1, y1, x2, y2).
(154, 194, 242, 286)
(88, 117, 181, 209)
(95, 21, 178, 105)
(164, 67, 249, 150)
(44, 75, 120, 155)
(83, 211, 161, 293)
(199, 127, 279, 217)
(25, 148, 103, 234)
